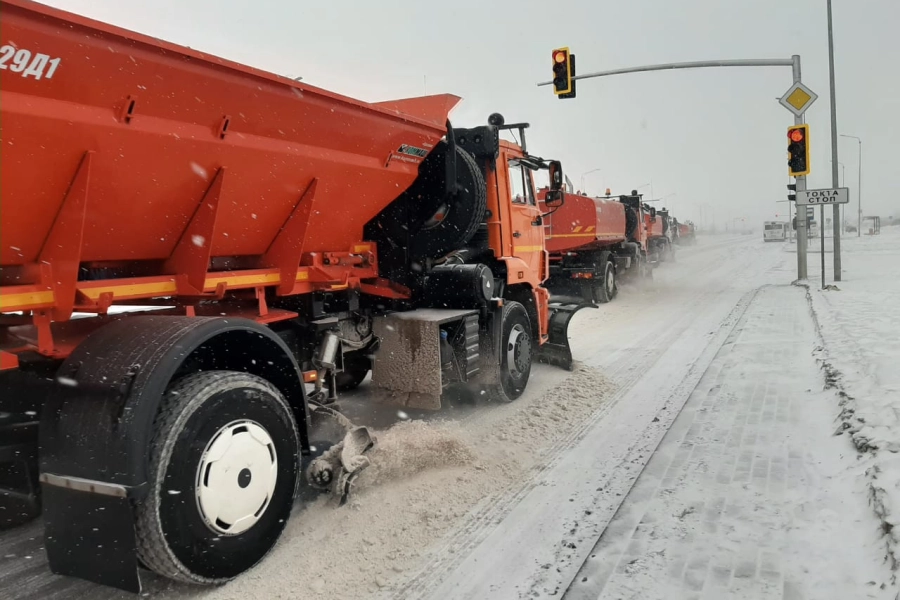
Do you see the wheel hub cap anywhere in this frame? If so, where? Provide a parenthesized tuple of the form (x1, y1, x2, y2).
(507, 325, 531, 378)
(196, 420, 277, 535)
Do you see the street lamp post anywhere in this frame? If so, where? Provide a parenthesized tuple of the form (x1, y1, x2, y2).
(841, 134, 862, 237)
(657, 193, 677, 211)
(636, 181, 653, 201)
(580, 168, 602, 194)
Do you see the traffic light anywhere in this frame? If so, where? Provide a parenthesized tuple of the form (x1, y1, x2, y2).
(787, 124, 810, 176)
(552, 48, 575, 98)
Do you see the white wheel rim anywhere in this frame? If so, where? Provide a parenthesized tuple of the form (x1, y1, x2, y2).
(606, 268, 615, 295)
(195, 420, 278, 536)
(507, 324, 530, 379)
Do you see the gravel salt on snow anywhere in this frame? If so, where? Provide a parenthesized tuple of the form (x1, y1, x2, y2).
(158, 364, 614, 600)
(357, 420, 475, 486)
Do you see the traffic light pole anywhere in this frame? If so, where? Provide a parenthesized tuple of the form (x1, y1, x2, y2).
(791, 56, 808, 280)
(537, 55, 810, 281)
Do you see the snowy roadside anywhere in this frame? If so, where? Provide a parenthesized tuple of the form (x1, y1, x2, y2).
(803, 225, 900, 576)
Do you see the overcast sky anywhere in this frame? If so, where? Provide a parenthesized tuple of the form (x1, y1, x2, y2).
(43, 0, 897, 230)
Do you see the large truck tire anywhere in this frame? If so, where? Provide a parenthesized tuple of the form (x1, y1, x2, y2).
(411, 142, 487, 258)
(135, 371, 299, 584)
(487, 301, 533, 402)
(373, 141, 486, 260)
(595, 259, 618, 304)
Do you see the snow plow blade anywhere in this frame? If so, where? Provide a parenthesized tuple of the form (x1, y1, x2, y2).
(306, 403, 376, 506)
(536, 300, 594, 371)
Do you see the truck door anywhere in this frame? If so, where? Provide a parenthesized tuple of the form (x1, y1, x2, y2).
(505, 158, 545, 280)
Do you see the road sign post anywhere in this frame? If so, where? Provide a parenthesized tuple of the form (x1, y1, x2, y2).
(794, 187, 847, 289)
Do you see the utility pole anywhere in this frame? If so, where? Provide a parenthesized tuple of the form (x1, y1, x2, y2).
(827, 0, 842, 281)
(538, 56, 809, 280)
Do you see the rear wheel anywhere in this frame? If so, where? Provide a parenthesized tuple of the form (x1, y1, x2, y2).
(336, 352, 371, 391)
(595, 260, 617, 304)
(487, 301, 533, 402)
(135, 371, 299, 584)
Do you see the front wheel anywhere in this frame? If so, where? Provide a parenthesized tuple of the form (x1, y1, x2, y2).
(487, 301, 533, 402)
(135, 371, 299, 584)
(595, 260, 617, 304)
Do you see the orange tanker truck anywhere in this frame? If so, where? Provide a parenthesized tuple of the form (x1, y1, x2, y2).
(675, 220, 697, 246)
(539, 189, 654, 304)
(0, 0, 584, 591)
(645, 206, 676, 264)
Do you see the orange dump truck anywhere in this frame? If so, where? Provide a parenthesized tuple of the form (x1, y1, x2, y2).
(0, 0, 583, 591)
(540, 190, 653, 303)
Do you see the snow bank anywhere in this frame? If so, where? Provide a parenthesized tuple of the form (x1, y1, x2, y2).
(804, 225, 900, 574)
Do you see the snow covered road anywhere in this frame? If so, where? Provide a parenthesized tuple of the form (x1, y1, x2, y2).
(5, 231, 883, 600)
(567, 284, 890, 600)
(387, 235, 794, 600)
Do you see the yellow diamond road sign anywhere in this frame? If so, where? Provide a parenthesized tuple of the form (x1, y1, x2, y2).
(786, 87, 812, 110)
(779, 82, 818, 117)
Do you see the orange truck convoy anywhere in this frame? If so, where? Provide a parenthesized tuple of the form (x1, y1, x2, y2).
(540, 189, 660, 304)
(0, 0, 695, 592)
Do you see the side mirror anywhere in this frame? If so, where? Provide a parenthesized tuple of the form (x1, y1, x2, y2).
(544, 189, 565, 207)
(650, 207, 657, 218)
(543, 160, 565, 207)
(548, 160, 564, 191)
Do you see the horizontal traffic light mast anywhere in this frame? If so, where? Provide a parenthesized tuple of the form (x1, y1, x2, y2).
(536, 54, 812, 280)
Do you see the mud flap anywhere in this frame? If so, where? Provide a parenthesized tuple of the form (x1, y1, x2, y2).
(535, 300, 594, 371)
(370, 308, 478, 409)
(42, 481, 141, 592)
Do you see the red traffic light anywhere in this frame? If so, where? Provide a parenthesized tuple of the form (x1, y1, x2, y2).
(789, 129, 804, 142)
(554, 51, 568, 63)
